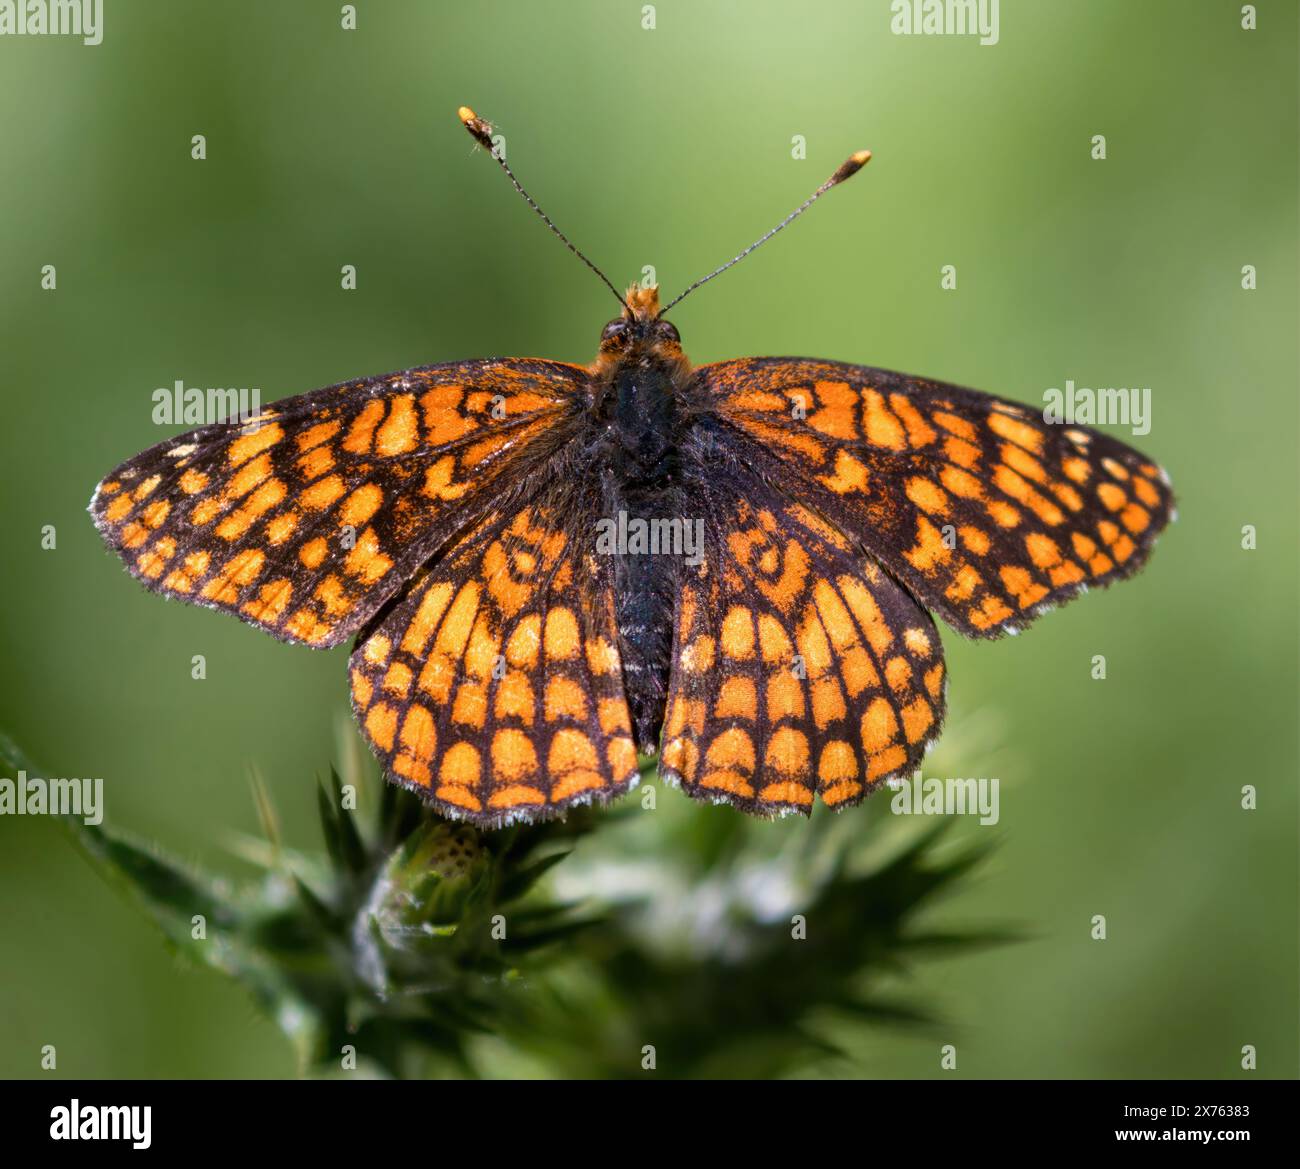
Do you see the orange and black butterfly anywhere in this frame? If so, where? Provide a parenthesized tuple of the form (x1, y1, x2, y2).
(90, 107, 1173, 827)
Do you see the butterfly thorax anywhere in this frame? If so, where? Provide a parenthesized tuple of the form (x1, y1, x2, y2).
(587, 286, 693, 752)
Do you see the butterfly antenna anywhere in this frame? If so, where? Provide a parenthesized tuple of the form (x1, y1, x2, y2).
(660, 148, 873, 315)
(458, 106, 631, 313)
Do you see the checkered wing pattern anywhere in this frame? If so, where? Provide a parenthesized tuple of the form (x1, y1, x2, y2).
(702, 358, 1174, 638)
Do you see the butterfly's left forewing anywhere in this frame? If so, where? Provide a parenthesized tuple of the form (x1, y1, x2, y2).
(91, 359, 587, 648)
(701, 358, 1174, 638)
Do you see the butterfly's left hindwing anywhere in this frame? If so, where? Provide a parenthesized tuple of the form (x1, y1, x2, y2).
(348, 484, 640, 827)
(91, 359, 587, 648)
(701, 358, 1174, 638)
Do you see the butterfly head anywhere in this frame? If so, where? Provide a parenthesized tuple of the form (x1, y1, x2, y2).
(597, 284, 682, 358)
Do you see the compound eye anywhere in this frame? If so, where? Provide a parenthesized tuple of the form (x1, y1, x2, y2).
(600, 318, 628, 344)
(655, 319, 681, 344)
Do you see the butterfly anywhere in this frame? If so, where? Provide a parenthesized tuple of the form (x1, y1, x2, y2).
(90, 106, 1174, 827)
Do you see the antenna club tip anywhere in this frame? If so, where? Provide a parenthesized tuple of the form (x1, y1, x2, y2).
(831, 149, 873, 185)
(458, 105, 494, 148)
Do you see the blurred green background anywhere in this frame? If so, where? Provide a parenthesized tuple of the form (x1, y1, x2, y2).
(1, 0, 1296, 1079)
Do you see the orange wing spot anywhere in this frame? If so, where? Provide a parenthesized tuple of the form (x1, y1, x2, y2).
(806, 380, 860, 440)
(1132, 476, 1161, 507)
(296, 419, 340, 451)
(932, 410, 978, 440)
(452, 682, 489, 730)
(120, 521, 148, 549)
(505, 613, 542, 668)
(301, 473, 347, 511)
(818, 449, 871, 495)
(142, 500, 171, 528)
(923, 663, 944, 699)
(759, 780, 813, 806)
(350, 668, 373, 708)
(699, 770, 755, 797)
(1001, 565, 1048, 608)
(900, 697, 933, 744)
(551, 770, 605, 802)
(284, 608, 333, 644)
(548, 728, 600, 775)
(1121, 503, 1150, 533)
(341, 399, 385, 454)
(241, 577, 294, 622)
(1089, 552, 1115, 574)
(375, 395, 418, 456)
(940, 465, 984, 499)
(862, 389, 906, 450)
(1049, 561, 1086, 587)
(1097, 520, 1121, 546)
(296, 445, 335, 481)
(343, 528, 393, 585)
(494, 671, 536, 725)
(1096, 482, 1127, 512)
(439, 742, 481, 789)
(883, 655, 912, 692)
(364, 702, 398, 752)
(809, 675, 847, 727)
(904, 516, 953, 574)
(399, 704, 437, 760)
(1062, 456, 1091, 483)
(867, 745, 908, 781)
(959, 526, 991, 555)
(104, 494, 134, 522)
(382, 661, 414, 698)
(491, 728, 540, 781)
(987, 411, 1043, 453)
(902, 627, 932, 657)
(681, 635, 716, 673)
(889, 393, 938, 446)
(943, 435, 981, 469)
(1112, 534, 1136, 562)
(543, 607, 581, 659)
(227, 423, 283, 467)
(944, 562, 982, 603)
(190, 498, 222, 526)
(905, 476, 950, 516)
(392, 754, 432, 786)
(135, 545, 172, 579)
(340, 483, 384, 527)
(968, 595, 1014, 630)
(733, 391, 786, 412)
(226, 452, 273, 501)
(544, 676, 588, 721)
(705, 727, 757, 773)
(216, 478, 287, 541)
(488, 784, 545, 810)
(994, 465, 1063, 525)
(661, 735, 698, 780)
(840, 575, 894, 655)
(1052, 482, 1085, 511)
(607, 736, 638, 777)
(314, 574, 352, 618)
(861, 697, 898, 753)
(298, 537, 329, 570)
(364, 634, 392, 665)
(598, 697, 632, 734)
(817, 740, 859, 785)
(1001, 443, 1048, 484)
(986, 499, 1021, 528)
(1025, 532, 1062, 568)
(201, 547, 266, 604)
(1101, 457, 1130, 480)
(715, 676, 759, 720)
(131, 474, 161, 501)
(421, 456, 469, 501)
(766, 670, 805, 721)
(734, 417, 826, 460)
(264, 511, 299, 545)
(720, 606, 756, 659)
(756, 613, 794, 663)
(100, 480, 122, 495)
(179, 468, 209, 495)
